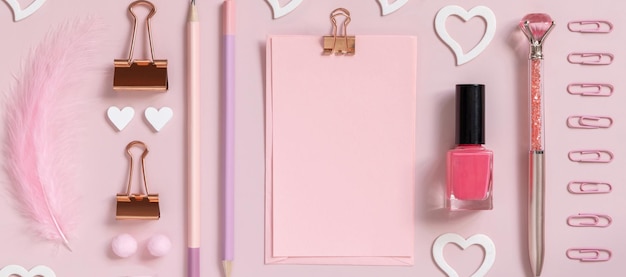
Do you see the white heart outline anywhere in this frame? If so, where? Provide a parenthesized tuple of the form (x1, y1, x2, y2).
(0, 265, 56, 277)
(145, 107, 173, 132)
(4, 0, 47, 22)
(107, 106, 135, 132)
(266, 0, 303, 19)
(432, 233, 496, 277)
(377, 0, 408, 16)
(435, 5, 496, 66)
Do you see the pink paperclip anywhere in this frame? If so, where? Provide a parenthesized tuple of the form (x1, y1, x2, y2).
(568, 20, 613, 33)
(567, 181, 612, 194)
(568, 150, 613, 163)
(567, 115, 613, 129)
(567, 213, 612, 227)
(567, 52, 614, 65)
(566, 248, 611, 262)
(567, 83, 614, 96)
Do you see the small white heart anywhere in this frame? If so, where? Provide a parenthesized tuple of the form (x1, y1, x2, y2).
(107, 106, 135, 132)
(145, 107, 173, 132)
(435, 5, 496, 65)
(266, 0, 303, 19)
(377, 0, 408, 16)
(432, 233, 496, 277)
(0, 265, 56, 277)
(4, 0, 47, 22)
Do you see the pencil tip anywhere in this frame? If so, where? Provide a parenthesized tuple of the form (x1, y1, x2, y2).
(222, 260, 233, 277)
(188, 0, 198, 21)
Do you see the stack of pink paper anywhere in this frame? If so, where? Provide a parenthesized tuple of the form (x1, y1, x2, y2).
(265, 35, 417, 265)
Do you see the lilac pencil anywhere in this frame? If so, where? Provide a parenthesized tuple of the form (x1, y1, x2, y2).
(222, 0, 235, 276)
(186, 1, 201, 277)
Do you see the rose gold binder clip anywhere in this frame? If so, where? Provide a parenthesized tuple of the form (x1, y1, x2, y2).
(567, 181, 612, 194)
(113, 0, 168, 91)
(322, 8, 355, 56)
(567, 213, 612, 227)
(568, 20, 613, 33)
(568, 150, 613, 163)
(567, 52, 614, 65)
(566, 248, 611, 262)
(116, 141, 160, 220)
(567, 83, 614, 96)
(567, 115, 613, 129)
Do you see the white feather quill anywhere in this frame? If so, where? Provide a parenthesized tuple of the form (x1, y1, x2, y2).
(4, 18, 101, 250)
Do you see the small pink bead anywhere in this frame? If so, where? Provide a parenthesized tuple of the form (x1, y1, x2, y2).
(147, 234, 172, 257)
(111, 233, 137, 258)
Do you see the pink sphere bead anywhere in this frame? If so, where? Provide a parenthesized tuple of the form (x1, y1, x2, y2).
(147, 234, 171, 257)
(111, 233, 137, 258)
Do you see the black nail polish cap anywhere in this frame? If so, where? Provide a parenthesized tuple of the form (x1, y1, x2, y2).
(456, 84, 485, 145)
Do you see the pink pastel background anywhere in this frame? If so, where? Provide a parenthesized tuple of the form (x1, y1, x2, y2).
(0, 0, 623, 276)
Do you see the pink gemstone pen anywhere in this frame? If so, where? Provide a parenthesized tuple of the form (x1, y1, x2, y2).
(519, 14, 555, 277)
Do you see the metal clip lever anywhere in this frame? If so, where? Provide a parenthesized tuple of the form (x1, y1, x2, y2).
(322, 8, 355, 56)
(116, 141, 160, 220)
(113, 0, 168, 91)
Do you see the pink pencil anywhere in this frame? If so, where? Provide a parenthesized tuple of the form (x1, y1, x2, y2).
(187, 0, 201, 276)
(222, 0, 235, 276)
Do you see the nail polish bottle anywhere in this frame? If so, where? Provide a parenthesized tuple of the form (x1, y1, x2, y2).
(446, 84, 493, 210)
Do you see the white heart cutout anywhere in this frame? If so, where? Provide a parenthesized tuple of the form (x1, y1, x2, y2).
(4, 0, 47, 22)
(435, 5, 496, 65)
(107, 106, 135, 132)
(266, 0, 303, 19)
(377, 0, 408, 16)
(145, 107, 173, 132)
(432, 233, 496, 277)
(0, 265, 56, 277)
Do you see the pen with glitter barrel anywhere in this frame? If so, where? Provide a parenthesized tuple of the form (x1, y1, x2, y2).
(519, 14, 555, 277)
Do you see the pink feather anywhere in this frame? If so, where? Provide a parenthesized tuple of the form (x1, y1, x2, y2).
(4, 18, 101, 250)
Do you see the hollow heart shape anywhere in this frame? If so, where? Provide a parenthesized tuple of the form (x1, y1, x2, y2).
(4, 0, 47, 22)
(107, 106, 135, 132)
(432, 233, 496, 277)
(0, 265, 56, 277)
(377, 0, 408, 16)
(145, 107, 173, 132)
(266, 0, 303, 19)
(435, 5, 496, 66)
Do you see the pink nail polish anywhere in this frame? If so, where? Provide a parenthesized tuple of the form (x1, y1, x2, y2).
(446, 84, 493, 210)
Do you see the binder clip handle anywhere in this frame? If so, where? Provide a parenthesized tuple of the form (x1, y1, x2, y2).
(125, 140, 150, 196)
(116, 140, 160, 220)
(127, 0, 157, 63)
(323, 8, 355, 55)
(330, 8, 351, 37)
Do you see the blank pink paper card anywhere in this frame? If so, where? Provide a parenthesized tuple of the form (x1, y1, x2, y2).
(265, 35, 417, 265)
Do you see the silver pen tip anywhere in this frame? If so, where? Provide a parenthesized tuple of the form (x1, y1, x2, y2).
(191, 0, 195, 5)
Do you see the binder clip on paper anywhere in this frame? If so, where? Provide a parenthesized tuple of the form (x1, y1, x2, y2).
(114, 0, 168, 91)
(322, 8, 355, 55)
(116, 141, 160, 220)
